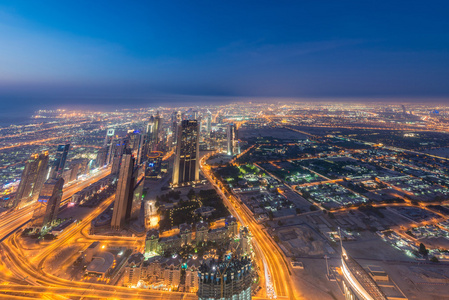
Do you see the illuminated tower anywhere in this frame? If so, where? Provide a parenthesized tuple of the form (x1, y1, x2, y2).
(128, 130, 145, 164)
(110, 142, 124, 175)
(198, 257, 252, 300)
(206, 110, 212, 133)
(172, 120, 200, 186)
(239, 227, 251, 256)
(144, 112, 162, 152)
(32, 177, 64, 228)
(50, 144, 70, 179)
(153, 111, 161, 144)
(95, 147, 108, 168)
(13, 152, 49, 208)
(111, 153, 135, 230)
(227, 124, 237, 156)
(172, 111, 182, 145)
(104, 128, 115, 165)
(111, 153, 145, 230)
(146, 115, 155, 141)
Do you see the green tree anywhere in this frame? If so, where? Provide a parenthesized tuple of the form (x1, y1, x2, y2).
(419, 243, 428, 256)
(310, 205, 319, 211)
(187, 188, 195, 200)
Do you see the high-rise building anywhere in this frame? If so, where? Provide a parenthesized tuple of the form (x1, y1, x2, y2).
(31, 178, 64, 228)
(12, 152, 49, 208)
(111, 153, 134, 230)
(172, 120, 200, 186)
(198, 257, 252, 300)
(50, 144, 70, 179)
(110, 139, 127, 175)
(153, 112, 161, 144)
(401, 105, 407, 115)
(227, 124, 237, 156)
(146, 115, 155, 145)
(239, 227, 251, 256)
(104, 128, 116, 165)
(96, 146, 108, 168)
(111, 153, 145, 230)
(144, 112, 162, 153)
(171, 111, 182, 145)
(206, 110, 212, 133)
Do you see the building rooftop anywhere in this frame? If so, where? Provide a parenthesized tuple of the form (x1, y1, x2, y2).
(199, 256, 252, 284)
(128, 252, 144, 265)
(88, 241, 100, 249)
(342, 248, 388, 300)
(86, 252, 114, 275)
(146, 228, 159, 239)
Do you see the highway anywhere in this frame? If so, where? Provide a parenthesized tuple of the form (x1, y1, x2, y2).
(0, 165, 205, 300)
(0, 193, 197, 300)
(200, 152, 295, 300)
(0, 167, 111, 242)
(0, 152, 289, 300)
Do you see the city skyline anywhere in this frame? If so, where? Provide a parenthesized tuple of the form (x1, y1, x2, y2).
(1, 1, 449, 300)
(1, 103, 449, 299)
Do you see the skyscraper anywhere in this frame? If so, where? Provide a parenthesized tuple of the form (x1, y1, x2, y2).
(144, 112, 162, 153)
(12, 152, 49, 208)
(50, 144, 70, 179)
(171, 111, 182, 145)
(227, 124, 237, 156)
(111, 153, 134, 230)
(110, 138, 127, 175)
(172, 120, 200, 186)
(111, 153, 145, 230)
(31, 177, 64, 228)
(146, 115, 155, 140)
(104, 128, 116, 166)
(95, 146, 108, 168)
(198, 257, 252, 300)
(153, 112, 161, 144)
(206, 110, 212, 133)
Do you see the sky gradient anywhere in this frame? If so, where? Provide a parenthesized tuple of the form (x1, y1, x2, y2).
(0, 1, 448, 106)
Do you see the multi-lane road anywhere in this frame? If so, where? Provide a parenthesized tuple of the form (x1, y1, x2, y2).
(200, 152, 296, 300)
(0, 167, 200, 300)
(0, 153, 287, 300)
(0, 167, 111, 242)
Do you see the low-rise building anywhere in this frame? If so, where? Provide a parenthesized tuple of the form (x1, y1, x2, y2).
(180, 223, 192, 246)
(145, 229, 160, 254)
(195, 221, 209, 244)
(124, 253, 145, 286)
(159, 235, 182, 255)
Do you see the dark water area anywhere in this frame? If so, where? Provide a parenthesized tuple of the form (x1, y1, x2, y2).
(0, 95, 236, 127)
(0, 104, 36, 127)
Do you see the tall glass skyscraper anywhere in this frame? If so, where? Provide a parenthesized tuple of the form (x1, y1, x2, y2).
(32, 177, 64, 228)
(12, 152, 49, 208)
(51, 144, 70, 179)
(172, 120, 200, 186)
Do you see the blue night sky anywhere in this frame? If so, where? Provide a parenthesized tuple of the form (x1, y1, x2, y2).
(0, 0, 448, 107)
